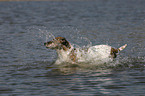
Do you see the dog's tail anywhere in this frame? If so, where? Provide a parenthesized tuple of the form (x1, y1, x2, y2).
(118, 44, 127, 51)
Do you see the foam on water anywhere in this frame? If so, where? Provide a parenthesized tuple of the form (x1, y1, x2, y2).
(53, 56, 145, 73)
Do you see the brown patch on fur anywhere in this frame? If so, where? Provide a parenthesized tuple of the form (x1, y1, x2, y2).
(69, 48, 77, 62)
(110, 48, 119, 58)
(55, 37, 71, 51)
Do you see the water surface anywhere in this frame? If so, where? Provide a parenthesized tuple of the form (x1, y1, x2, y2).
(0, 1, 145, 96)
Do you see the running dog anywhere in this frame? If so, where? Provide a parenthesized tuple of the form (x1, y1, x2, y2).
(44, 37, 127, 64)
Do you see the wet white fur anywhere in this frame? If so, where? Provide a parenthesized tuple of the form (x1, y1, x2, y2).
(55, 45, 113, 64)
(55, 47, 74, 64)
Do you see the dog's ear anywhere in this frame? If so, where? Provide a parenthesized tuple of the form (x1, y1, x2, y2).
(61, 38, 71, 49)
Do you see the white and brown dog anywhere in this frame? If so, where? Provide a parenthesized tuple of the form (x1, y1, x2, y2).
(44, 37, 127, 64)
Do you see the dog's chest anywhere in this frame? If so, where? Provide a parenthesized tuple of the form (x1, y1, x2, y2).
(56, 49, 72, 63)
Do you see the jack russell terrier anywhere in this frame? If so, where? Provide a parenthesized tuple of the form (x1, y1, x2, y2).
(44, 37, 127, 64)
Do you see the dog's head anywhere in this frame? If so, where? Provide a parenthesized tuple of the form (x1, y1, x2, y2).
(44, 37, 71, 51)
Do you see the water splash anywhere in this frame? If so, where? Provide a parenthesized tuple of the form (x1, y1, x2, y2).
(28, 26, 56, 42)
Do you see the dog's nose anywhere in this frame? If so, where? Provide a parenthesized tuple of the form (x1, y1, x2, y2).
(44, 42, 46, 45)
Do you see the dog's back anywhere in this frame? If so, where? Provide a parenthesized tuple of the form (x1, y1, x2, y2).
(76, 45, 112, 63)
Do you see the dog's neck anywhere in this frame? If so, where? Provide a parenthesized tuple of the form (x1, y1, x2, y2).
(61, 45, 71, 51)
(56, 45, 76, 62)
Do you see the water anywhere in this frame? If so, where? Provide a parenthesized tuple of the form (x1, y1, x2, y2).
(0, 0, 145, 96)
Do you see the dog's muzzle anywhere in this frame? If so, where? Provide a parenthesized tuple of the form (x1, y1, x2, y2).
(44, 41, 56, 49)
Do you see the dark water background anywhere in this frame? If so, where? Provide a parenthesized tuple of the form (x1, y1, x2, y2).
(0, 0, 145, 96)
